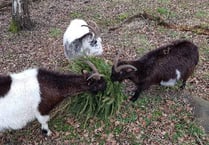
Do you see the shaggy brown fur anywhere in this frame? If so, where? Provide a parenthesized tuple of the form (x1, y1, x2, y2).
(37, 68, 106, 115)
(111, 40, 199, 101)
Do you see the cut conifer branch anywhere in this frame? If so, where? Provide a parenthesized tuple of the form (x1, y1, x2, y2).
(68, 57, 127, 120)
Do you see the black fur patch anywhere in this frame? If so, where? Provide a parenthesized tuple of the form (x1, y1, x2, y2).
(0, 75, 12, 97)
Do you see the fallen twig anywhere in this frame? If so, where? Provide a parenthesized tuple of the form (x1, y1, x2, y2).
(194, 132, 204, 145)
(109, 11, 209, 35)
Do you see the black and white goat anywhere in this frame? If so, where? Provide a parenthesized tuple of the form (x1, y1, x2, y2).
(111, 40, 199, 102)
(63, 19, 103, 59)
(0, 61, 106, 136)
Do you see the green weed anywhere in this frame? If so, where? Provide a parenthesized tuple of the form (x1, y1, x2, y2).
(117, 110, 138, 123)
(188, 123, 204, 136)
(49, 27, 62, 38)
(70, 12, 84, 19)
(117, 13, 129, 22)
(51, 118, 71, 132)
(9, 19, 21, 33)
(195, 11, 208, 18)
(137, 96, 152, 109)
(158, 0, 170, 3)
(114, 126, 123, 134)
(200, 42, 209, 61)
(157, 7, 176, 18)
(136, 35, 153, 56)
(157, 7, 169, 15)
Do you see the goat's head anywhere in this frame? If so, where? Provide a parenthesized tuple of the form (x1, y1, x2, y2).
(111, 53, 137, 82)
(82, 61, 106, 93)
(81, 24, 103, 56)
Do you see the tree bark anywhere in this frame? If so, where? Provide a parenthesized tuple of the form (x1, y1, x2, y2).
(12, 0, 33, 30)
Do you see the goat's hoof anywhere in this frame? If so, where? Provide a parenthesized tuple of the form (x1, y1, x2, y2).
(47, 130, 52, 136)
(180, 85, 186, 90)
(42, 129, 52, 136)
(42, 129, 48, 135)
(129, 97, 138, 102)
(180, 82, 186, 89)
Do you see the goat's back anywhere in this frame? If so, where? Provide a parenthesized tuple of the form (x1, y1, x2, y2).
(138, 40, 199, 82)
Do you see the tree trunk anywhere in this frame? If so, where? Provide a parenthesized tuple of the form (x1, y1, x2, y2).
(12, 0, 33, 30)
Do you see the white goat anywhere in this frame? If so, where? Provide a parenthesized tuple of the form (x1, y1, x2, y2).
(63, 19, 103, 59)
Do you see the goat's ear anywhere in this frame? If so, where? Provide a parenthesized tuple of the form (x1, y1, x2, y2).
(81, 69, 88, 79)
(82, 32, 93, 40)
(81, 69, 88, 74)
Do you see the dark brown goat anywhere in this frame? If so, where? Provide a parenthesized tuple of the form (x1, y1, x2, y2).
(111, 40, 199, 102)
(0, 61, 106, 136)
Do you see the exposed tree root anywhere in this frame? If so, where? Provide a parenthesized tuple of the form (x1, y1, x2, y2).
(109, 11, 209, 35)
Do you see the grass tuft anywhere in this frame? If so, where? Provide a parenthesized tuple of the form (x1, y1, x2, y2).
(49, 27, 62, 38)
(9, 19, 21, 33)
(69, 12, 84, 19)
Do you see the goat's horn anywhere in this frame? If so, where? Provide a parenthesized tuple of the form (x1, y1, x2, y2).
(85, 60, 99, 74)
(88, 20, 100, 37)
(87, 73, 104, 80)
(113, 51, 137, 72)
(81, 25, 98, 38)
(85, 60, 103, 80)
(116, 64, 138, 72)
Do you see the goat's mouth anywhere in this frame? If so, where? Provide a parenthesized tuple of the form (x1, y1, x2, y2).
(110, 76, 122, 83)
(91, 88, 106, 94)
(90, 82, 107, 94)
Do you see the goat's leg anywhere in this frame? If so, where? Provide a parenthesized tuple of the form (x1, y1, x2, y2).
(180, 81, 186, 89)
(35, 112, 52, 136)
(130, 82, 150, 102)
(180, 68, 194, 89)
(180, 78, 188, 89)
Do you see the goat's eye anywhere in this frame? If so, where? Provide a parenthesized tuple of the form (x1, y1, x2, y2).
(90, 40, 97, 46)
(119, 71, 123, 75)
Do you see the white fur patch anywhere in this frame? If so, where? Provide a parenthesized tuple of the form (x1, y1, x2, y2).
(160, 69, 181, 86)
(0, 69, 41, 131)
(35, 112, 51, 136)
(63, 19, 89, 45)
(176, 69, 181, 80)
